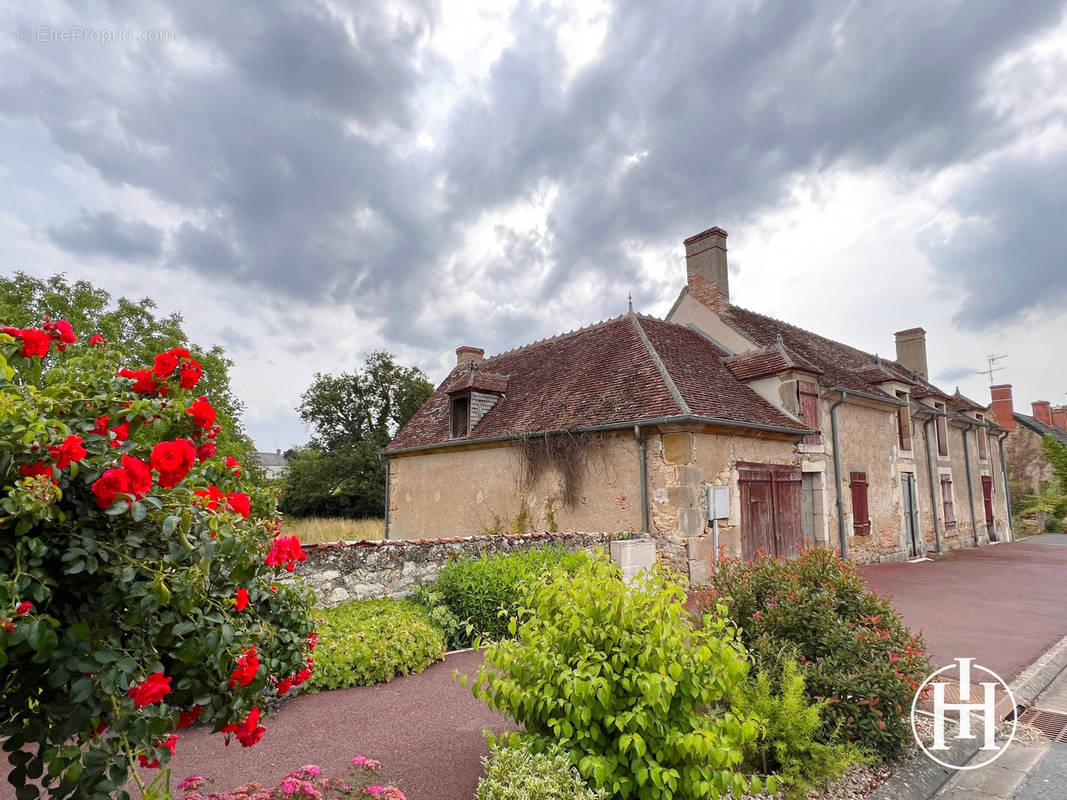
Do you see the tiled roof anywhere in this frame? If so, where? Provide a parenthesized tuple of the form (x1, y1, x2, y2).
(725, 343, 822, 382)
(444, 370, 510, 394)
(386, 314, 807, 452)
(718, 302, 946, 401)
(254, 451, 289, 468)
(947, 389, 987, 414)
(1015, 413, 1067, 448)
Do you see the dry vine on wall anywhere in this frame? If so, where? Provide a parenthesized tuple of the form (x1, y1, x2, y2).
(516, 431, 604, 509)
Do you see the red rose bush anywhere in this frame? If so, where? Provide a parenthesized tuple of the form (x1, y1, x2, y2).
(0, 321, 316, 799)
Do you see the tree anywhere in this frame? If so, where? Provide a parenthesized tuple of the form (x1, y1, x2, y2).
(0, 322, 315, 798)
(0, 273, 259, 478)
(280, 352, 433, 519)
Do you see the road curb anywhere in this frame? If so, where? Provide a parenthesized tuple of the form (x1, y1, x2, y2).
(869, 632, 1067, 800)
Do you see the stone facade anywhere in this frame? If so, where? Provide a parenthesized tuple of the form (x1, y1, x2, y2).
(294, 530, 630, 607)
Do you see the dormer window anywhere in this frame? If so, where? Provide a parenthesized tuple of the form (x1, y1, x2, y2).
(450, 394, 470, 438)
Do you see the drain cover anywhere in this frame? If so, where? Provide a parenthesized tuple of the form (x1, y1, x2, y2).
(1017, 708, 1067, 742)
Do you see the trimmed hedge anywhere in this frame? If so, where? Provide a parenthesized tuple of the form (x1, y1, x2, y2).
(422, 545, 589, 645)
(305, 598, 446, 692)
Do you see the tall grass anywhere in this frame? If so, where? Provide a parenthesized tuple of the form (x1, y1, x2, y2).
(283, 517, 385, 544)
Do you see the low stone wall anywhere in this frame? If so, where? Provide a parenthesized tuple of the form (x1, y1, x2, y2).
(294, 530, 634, 607)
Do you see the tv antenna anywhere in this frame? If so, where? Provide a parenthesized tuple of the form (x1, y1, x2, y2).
(978, 354, 1007, 386)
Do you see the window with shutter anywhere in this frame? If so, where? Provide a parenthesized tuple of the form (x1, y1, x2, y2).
(798, 381, 821, 444)
(935, 402, 949, 457)
(895, 391, 912, 451)
(941, 476, 956, 529)
(849, 471, 871, 536)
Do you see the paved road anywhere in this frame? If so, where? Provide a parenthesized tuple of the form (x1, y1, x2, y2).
(0, 649, 511, 800)
(858, 535, 1067, 681)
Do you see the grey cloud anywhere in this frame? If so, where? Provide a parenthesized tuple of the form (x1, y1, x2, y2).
(47, 209, 163, 260)
(936, 366, 983, 383)
(3, 0, 1065, 356)
(918, 149, 1067, 329)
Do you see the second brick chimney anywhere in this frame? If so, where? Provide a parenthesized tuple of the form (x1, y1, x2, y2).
(990, 384, 1016, 431)
(894, 328, 928, 381)
(1033, 400, 1053, 426)
(456, 346, 484, 366)
(684, 227, 729, 311)
(1052, 408, 1067, 431)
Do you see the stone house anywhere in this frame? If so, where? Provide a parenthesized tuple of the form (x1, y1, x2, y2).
(989, 385, 1067, 497)
(385, 226, 1012, 581)
(254, 449, 290, 480)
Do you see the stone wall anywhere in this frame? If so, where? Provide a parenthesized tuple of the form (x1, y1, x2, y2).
(293, 530, 632, 607)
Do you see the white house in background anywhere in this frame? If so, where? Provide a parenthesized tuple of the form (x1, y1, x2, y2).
(254, 449, 290, 480)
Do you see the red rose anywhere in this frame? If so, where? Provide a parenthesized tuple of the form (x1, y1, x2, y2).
(48, 435, 87, 470)
(179, 360, 202, 389)
(110, 421, 130, 447)
(153, 351, 180, 378)
(228, 646, 260, 689)
(307, 632, 318, 652)
(15, 601, 32, 615)
(19, 461, 54, 481)
(89, 334, 105, 346)
(117, 368, 160, 395)
(276, 677, 293, 696)
(194, 485, 225, 510)
(91, 468, 131, 509)
(226, 456, 242, 477)
(222, 707, 264, 748)
(151, 439, 196, 489)
(121, 454, 153, 498)
(10, 328, 51, 358)
(265, 536, 307, 572)
(89, 415, 110, 436)
(127, 672, 171, 707)
(177, 706, 203, 729)
(226, 492, 251, 518)
(138, 733, 178, 769)
(196, 441, 217, 462)
(234, 588, 249, 611)
(186, 396, 216, 429)
(293, 665, 313, 685)
(54, 320, 76, 344)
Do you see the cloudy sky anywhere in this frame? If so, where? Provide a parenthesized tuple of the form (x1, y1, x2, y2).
(2, 0, 1066, 449)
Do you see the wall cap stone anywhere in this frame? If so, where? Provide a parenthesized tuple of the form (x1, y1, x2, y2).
(300, 529, 635, 552)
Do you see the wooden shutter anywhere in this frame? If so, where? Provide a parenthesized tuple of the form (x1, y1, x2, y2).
(849, 471, 871, 536)
(799, 381, 821, 444)
(982, 475, 994, 525)
(941, 476, 955, 528)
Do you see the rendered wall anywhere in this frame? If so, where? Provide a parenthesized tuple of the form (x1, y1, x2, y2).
(387, 430, 642, 538)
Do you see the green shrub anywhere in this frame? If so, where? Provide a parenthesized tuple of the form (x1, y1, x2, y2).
(409, 583, 466, 650)
(306, 598, 445, 691)
(470, 556, 764, 800)
(733, 659, 860, 799)
(1044, 515, 1064, 533)
(701, 546, 930, 760)
(476, 736, 605, 800)
(434, 545, 588, 643)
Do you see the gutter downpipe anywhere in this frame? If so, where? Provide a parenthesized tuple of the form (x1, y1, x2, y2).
(923, 417, 943, 554)
(998, 431, 1015, 542)
(830, 389, 849, 560)
(634, 424, 649, 534)
(962, 422, 980, 547)
(382, 456, 391, 540)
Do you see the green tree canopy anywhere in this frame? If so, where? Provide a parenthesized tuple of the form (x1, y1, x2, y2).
(281, 351, 432, 519)
(0, 272, 257, 472)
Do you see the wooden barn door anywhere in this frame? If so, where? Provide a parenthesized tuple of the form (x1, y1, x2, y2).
(739, 463, 803, 560)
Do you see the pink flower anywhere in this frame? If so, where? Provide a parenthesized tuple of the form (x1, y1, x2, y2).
(176, 776, 204, 791)
(280, 777, 300, 796)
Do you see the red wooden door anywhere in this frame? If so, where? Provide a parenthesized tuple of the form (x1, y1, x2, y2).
(739, 463, 803, 559)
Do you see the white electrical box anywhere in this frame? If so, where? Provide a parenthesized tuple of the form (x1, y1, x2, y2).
(707, 485, 730, 521)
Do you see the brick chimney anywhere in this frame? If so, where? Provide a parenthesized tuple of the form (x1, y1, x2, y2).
(1052, 408, 1067, 430)
(1033, 400, 1053, 426)
(894, 327, 928, 380)
(456, 346, 484, 366)
(990, 384, 1016, 431)
(684, 227, 729, 310)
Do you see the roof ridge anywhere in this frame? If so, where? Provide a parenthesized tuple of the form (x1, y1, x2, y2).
(727, 304, 877, 364)
(479, 314, 629, 363)
(629, 313, 690, 415)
